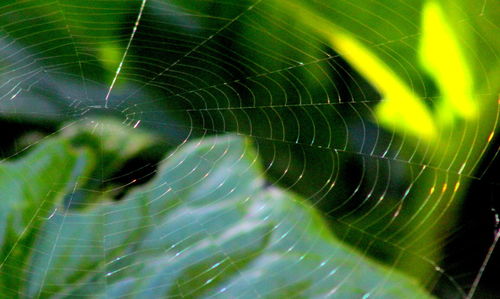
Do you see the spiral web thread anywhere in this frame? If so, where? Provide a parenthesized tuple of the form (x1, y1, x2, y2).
(0, 0, 498, 298)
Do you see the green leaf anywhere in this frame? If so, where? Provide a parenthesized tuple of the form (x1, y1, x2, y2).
(0, 138, 92, 297)
(1, 134, 433, 298)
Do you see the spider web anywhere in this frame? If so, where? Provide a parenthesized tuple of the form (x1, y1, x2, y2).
(0, 0, 499, 298)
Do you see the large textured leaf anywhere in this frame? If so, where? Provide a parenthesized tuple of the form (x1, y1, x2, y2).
(1, 134, 432, 298)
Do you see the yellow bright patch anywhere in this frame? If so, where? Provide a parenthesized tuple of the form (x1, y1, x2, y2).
(329, 32, 437, 140)
(286, 3, 437, 141)
(419, 1, 477, 123)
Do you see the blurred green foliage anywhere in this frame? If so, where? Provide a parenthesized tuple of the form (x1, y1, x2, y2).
(0, 128, 432, 298)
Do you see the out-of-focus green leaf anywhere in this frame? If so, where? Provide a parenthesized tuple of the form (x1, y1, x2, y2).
(0, 138, 93, 296)
(24, 210, 105, 298)
(1, 134, 433, 298)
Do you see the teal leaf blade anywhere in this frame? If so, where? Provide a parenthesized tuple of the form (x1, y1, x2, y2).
(2, 133, 433, 298)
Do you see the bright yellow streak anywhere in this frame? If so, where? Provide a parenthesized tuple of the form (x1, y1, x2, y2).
(487, 132, 494, 142)
(329, 32, 436, 140)
(284, 2, 437, 140)
(419, 1, 477, 123)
